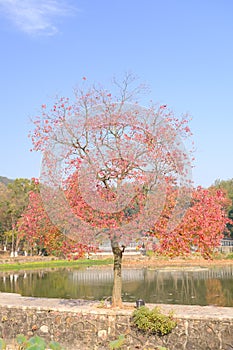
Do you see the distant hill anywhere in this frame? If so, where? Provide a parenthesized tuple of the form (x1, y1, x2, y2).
(0, 176, 14, 186)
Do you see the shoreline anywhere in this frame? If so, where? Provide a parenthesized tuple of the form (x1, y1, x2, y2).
(0, 254, 232, 272)
(122, 256, 233, 268)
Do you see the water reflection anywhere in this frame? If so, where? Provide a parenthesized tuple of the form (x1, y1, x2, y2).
(0, 266, 233, 306)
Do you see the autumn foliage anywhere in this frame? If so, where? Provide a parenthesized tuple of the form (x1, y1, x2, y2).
(18, 186, 95, 258)
(25, 74, 230, 306)
(29, 75, 194, 250)
(0, 76, 231, 269)
(153, 186, 231, 258)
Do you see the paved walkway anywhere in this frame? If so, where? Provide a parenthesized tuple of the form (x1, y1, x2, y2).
(0, 292, 232, 320)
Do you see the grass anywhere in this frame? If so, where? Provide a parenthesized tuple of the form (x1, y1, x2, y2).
(0, 258, 113, 272)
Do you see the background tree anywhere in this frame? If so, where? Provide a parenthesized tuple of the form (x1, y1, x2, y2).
(0, 178, 36, 253)
(0, 183, 12, 248)
(18, 188, 95, 257)
(213, 178, 233, 238)
(30, 74, 193, 307)
(153, 186, 231, 258)
(7, 178, 37, 254)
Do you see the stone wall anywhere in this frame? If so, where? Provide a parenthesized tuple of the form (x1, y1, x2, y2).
(0, 293, 232, 350)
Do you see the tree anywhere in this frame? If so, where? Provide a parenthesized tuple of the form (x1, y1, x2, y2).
(153, 186, 231, 258)
(29, 74, 193, 307)
(0, 178, 36, 253)
(0, 183, 12, 247)
(213, 178, 233, 238)
(18, 188, 94, 258)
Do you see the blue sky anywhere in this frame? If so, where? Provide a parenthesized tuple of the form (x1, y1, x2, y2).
(0, 0, 232, 187)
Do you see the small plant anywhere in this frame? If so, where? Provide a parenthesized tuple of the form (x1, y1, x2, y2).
(146, 250, 154, 258)
(97, 296, 112, 308)
(109, 334, 126, 349)
(24, 335, 46, 350)
(0, 335, 64, 350)
(0, 338, 6, 350)
(48, 340, 65, 350)
(97, 299, 105, 308)
(132, 306, 176, 336)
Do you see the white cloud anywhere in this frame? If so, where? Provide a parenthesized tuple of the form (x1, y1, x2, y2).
(0, 0, 76, 36)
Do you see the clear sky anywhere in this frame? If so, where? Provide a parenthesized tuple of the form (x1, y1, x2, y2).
(0, 0, 232, 187)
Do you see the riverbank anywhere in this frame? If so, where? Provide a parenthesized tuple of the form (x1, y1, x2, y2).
(0, 255, 233, 349)
(122, 255, 233, 268)
(0, 256, 113, 271)
(0, 253, 233, 271)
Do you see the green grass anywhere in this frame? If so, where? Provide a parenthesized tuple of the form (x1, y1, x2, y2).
(225, 253, 233, 259)
(0, 258, 113, 272)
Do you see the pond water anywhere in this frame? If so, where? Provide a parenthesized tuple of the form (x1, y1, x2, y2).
(0, 265, 233, 306)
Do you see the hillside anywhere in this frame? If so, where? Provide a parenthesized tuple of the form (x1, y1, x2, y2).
(0, 176, 14, 186)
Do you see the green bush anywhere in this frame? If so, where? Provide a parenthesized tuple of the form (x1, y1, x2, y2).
(132, 306, 176, 336)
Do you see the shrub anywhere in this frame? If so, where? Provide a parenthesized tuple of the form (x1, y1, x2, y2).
(132, 306, 176, 336)
(226, 252, 233, 259)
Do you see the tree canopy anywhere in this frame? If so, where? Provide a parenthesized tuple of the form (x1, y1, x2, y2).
(29, 74, 193, 306)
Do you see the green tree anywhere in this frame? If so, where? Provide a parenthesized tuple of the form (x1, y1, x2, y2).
(0, 178, 37, 254)
(213, 178, 233, 238)
(0, 183, 12, 247)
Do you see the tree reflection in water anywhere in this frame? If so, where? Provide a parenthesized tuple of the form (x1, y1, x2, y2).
(0, 266, 232, 306)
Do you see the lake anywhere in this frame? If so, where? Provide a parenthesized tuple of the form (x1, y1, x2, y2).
(0, 265, 233, 306)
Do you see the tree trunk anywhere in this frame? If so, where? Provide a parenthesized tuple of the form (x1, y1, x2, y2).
(11, 229, 15, 255)
(4, 237, 8, 251)
(111, 239, 125, 308)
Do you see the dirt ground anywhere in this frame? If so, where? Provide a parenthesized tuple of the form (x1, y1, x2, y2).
(121, 255, 233, 269)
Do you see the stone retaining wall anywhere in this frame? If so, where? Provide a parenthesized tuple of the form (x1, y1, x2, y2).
(0, 293, 232, 350)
